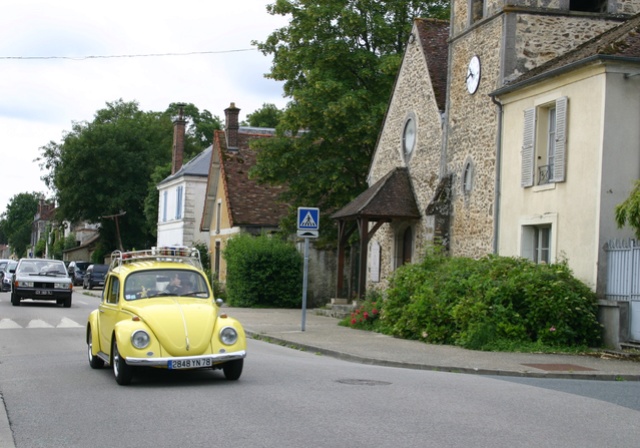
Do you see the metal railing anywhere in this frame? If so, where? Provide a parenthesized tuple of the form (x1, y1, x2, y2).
(537, 165, 552, 185)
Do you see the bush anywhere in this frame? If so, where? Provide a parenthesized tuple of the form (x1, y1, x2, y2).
(223, 233, 303, 307)
(339, 288, 384, 331)
(377, 254, 602, 350)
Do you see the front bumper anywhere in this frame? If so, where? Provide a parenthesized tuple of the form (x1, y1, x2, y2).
(13, 288, 72, 300)
(124, 350, 246, 367)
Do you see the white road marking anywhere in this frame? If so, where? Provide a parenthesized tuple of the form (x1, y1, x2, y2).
(26, 319, 54, 328)
(0, 317, 84, 329)
(0, 318, 21, 329)
(57, 317, 83, 328)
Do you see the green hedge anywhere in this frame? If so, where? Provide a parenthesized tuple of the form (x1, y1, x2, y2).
(365, 254, 602, 350)
(223, 233, 302, 307)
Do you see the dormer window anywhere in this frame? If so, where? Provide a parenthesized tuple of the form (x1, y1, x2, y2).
(570, 0, 607, 12)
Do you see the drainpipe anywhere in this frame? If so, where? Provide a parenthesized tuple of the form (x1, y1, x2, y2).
(490, 94, 503, 255)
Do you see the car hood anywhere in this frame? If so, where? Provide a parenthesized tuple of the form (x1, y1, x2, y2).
(123, 298, 216, 356)
(17, 273, 70, 283)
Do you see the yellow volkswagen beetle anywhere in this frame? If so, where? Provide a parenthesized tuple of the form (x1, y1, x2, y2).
(86, 247, 246, 385)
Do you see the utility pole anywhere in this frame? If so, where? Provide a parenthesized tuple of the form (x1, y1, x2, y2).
(100, 211, 126, 251)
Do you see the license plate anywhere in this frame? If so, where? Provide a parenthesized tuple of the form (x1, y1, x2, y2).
(169, 358, 212, 369)
(36, 290, 52, 295)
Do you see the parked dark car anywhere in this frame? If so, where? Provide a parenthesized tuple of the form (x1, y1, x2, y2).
(68, 261, 91, 286)
(0, 260, 17, 292)
(83, 264, 109, 290)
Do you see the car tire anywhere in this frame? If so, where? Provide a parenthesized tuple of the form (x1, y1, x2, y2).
(222, 359, 243, 381)
(87, 328, 105, 369)
(112, 339, 134, 385)
(63, 296, 72, 308)
(10, 293, 20, 306)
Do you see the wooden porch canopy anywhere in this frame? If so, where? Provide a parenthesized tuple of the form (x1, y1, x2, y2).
(331, 167, 421, 299)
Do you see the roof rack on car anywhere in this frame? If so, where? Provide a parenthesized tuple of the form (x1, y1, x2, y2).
(109, 246, 202, 270)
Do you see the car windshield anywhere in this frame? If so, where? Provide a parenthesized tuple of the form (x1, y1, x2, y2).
(124, 269, 210, 300)
(20, 260, 67, 276)
(92, 264, 109, 273)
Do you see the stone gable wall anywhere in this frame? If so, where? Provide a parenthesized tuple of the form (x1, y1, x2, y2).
(366, 26, 445, 290)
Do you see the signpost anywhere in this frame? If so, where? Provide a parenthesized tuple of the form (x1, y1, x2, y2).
(297, 207, 319, 331)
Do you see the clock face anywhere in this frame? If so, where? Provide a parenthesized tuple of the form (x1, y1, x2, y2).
(466, 55, 481, 94)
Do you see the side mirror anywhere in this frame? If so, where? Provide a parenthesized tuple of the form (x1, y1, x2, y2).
(215, 298, 224, 307)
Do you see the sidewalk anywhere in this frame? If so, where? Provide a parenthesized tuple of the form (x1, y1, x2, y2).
(224, 307, 640, 381)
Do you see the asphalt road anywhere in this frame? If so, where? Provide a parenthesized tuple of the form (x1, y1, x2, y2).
(0, 291, 638, 447)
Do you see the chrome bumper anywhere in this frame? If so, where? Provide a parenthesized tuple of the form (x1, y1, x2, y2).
(125, 350, 246, 367)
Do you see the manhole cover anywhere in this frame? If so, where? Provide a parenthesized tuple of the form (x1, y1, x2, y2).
(522, 363, 597, 372)
(336, 379, 392, 386)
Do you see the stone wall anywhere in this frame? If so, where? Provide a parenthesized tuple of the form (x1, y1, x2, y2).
(446, 19, 503, 258)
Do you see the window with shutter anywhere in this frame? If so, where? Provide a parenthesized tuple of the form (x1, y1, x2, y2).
(521, 97, 568, 187)
(521, 108, 535, 187)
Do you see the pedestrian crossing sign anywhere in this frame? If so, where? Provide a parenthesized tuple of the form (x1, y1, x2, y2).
(297, 207, 320, 231)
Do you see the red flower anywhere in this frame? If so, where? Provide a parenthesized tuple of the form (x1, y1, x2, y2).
(363, 311, 369, 319)
(351, 318, 357, 325)
(372, 309, 378, 315)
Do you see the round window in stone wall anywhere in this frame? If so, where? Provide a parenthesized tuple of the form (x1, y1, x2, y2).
(462, 159, 474, 194)
(402, 114, 417, 159)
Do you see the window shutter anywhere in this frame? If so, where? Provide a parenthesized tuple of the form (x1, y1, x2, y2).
(553, 96, 568, 182)
(521, 107, 536, 187)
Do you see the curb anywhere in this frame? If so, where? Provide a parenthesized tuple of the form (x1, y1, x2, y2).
(247, 331, 640, 382)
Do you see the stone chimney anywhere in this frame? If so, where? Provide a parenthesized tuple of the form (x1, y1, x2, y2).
(224, 102, 240, 150)
(171, 104, 187, 174)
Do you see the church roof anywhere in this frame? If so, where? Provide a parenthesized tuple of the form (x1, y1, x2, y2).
(415, 18, 450, 111)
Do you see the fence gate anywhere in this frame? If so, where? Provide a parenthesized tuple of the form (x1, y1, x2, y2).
(605, 239, 640, 340)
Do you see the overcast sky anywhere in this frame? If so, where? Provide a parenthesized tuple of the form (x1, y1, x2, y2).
(0, 0, 289, 216)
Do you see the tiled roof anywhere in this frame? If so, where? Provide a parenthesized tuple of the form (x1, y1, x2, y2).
(331, 167, 421, 220)
(216, 130, 289, 227)
(497, 12, 640, 92)
(415, 18, 450, 111)
(158, 145, 212, 185)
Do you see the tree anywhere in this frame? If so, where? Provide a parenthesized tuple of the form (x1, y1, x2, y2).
(38, 100, 219, 251)
(615, 180, 640, 238)
(243, 103, 284, 128)
(38, 99, 171, 250)
(251, 1, 449, 239)
(1, 192, 40, 257)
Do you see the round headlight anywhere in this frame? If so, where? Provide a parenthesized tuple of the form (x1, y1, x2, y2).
(219, 327, 238, 345)
(131, 330, 150, 349)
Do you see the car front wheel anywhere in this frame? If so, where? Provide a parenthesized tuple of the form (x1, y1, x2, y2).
(112, 339, 134, 385)
(222, 359, 243, 381)
(87, 328, 105, 369)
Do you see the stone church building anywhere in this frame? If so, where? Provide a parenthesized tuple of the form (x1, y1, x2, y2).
(333, 0, 640, 332)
